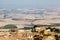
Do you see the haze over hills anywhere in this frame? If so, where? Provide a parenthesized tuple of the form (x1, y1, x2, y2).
(0, 8, 60, 28)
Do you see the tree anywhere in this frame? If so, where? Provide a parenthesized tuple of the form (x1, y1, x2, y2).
(34, 25, 37, 28)
(31, 25, 37, 32)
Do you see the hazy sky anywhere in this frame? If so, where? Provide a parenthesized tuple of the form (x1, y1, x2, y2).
(0, 0, 60, 8)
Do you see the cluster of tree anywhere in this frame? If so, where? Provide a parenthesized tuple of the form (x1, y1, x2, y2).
(34, 35, 42, 40)
(24, 27, 33, 30)
(46, 27, 60, 33)
(0, 24, 17, 29)
(54, 35, 60, 40)
(31, 25, 37, 32)
(32, 25, 60, 33)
